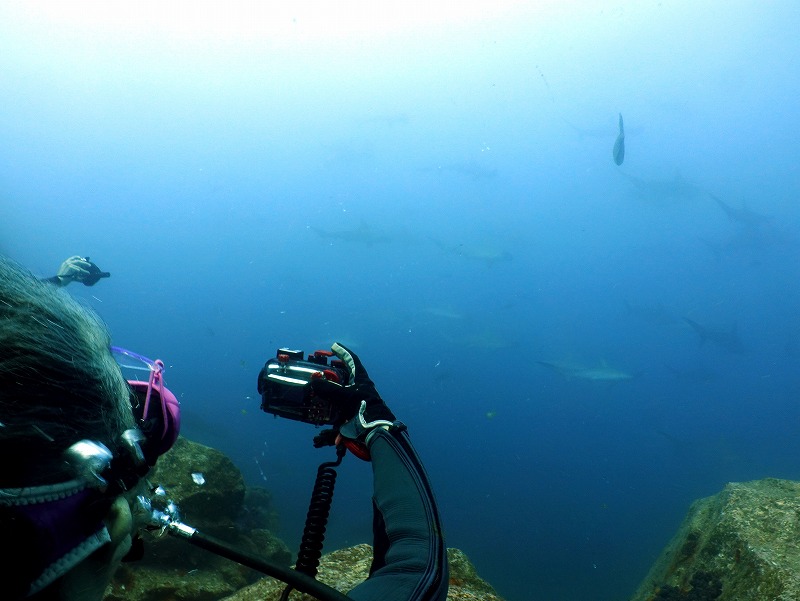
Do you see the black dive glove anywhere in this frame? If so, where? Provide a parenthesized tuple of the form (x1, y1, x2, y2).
(55, 256, 110, 287)
(310, 343, 396, 459)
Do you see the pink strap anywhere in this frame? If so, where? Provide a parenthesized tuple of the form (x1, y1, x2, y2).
(143, 360, 169, 439)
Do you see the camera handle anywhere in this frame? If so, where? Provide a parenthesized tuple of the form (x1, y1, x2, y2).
(280, 444, 347, 601)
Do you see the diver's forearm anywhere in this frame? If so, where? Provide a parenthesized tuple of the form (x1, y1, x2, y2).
(348, 428, 448, 601)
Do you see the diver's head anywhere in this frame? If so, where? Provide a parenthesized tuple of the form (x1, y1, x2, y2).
(0, 256, 178, 600)
(0, 256, 133, 485)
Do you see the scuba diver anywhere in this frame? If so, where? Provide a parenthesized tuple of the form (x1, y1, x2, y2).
(0, 256, 179, 600)
(1, 255, 448, 601)
(43, 255, 110, 287)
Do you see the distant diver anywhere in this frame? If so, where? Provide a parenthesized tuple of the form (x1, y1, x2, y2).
(44, 255, 110, 287)
(613, 113, 625, 166)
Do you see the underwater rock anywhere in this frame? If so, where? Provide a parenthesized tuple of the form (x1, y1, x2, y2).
(219, 545, 505, 601)
(629, 478, 800, 601)
(105, 437, 291, 601)
(104, 437, 504, 601)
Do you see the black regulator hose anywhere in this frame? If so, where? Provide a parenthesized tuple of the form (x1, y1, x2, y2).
(164, 520, 352, 601)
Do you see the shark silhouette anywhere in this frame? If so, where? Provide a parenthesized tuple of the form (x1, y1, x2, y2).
(536, 360, 638, 382)
(427, 237, 512, 267)
(709, 193, 772, 228)
(620, 172, 705, 203)
(613, 113, 625, 166)
(683, 317, 745, 354)
(309, 221, 391, 246)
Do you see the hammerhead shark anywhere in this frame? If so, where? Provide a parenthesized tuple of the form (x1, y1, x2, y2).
(428, 237, 512, 267)
(708, 193, 772, 228)
(536, 360, 637, 383)
(620, 172, 705, 203)
(683, 317, 745, 354)
(612, 113, 625, 166)
(309, 221, 391, 246)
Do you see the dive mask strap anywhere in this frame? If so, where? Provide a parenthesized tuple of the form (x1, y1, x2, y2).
(142, 359, 170, 443)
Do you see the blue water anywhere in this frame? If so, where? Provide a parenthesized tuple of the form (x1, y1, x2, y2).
(3, 3, 800, 600)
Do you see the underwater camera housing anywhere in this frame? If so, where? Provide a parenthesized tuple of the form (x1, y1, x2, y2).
(257, 349, 349, 426)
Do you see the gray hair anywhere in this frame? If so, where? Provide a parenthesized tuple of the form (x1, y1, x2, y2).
(0, 256, 133, 486)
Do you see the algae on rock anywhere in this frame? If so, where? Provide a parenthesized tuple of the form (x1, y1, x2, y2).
(629, 478, 800, 601)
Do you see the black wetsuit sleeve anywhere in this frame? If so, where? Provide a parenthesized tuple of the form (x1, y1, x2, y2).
(347, 427, 449, 601)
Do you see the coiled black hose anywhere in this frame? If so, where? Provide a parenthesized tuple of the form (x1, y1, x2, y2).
(280, 445, 346, 601)
(296, 445, 346, 576)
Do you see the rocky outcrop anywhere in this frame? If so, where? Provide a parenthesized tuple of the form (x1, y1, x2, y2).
(105, 437, 291, 601)
(219, 545, 505, 601)
(629, 478, 800, 601)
